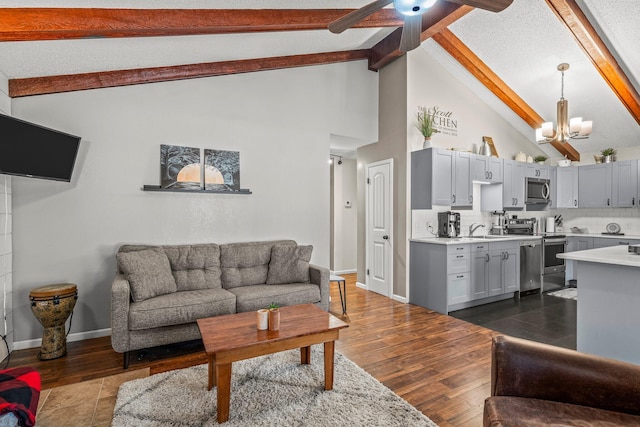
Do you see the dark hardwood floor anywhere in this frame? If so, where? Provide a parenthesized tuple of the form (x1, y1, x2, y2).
(9, 274, 502, 427)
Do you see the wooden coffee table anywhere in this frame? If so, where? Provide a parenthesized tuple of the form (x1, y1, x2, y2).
(196, 303, 348, 423)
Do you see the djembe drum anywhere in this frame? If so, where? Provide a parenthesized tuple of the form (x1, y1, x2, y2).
(29, 283, 77, 360)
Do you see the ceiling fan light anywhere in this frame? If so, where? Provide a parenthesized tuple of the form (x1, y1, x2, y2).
(393, 0, 437, 16)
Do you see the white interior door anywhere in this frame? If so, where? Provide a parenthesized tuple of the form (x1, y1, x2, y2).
(366, 160, 393, 297)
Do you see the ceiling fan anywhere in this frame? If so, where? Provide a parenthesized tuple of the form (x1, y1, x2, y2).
(329, 0, 514, 52)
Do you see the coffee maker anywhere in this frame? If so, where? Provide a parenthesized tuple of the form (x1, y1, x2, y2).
(437, 211, 461, 238)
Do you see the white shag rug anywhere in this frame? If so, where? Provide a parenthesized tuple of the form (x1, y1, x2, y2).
(547, 287, 578, 300)
(112, 345, 438, 427)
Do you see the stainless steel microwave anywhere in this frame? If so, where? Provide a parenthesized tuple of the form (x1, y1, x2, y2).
(525, 177, 550, 204)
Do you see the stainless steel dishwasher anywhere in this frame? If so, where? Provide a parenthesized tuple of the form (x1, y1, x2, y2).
(520, 239, 542, 294)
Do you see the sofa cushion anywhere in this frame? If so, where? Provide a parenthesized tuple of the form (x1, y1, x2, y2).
(162, 244, 222, 291)
(128, 288, 236, 330)
(229, 283, 321, 313)
(266, 245, 312, 285)
(116, 248, 177, 302)
(484, 396, 640, 427)
(220, 240, 296, 289)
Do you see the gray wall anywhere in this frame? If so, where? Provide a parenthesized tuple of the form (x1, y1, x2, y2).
(11, 61, 378, 344)
(357, 56, 409, 298)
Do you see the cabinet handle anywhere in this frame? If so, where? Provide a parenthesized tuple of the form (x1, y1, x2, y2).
(633, 197, 636, 206)
(505, 252, 509, 260)
(470, 195, 473, 203)
(452, 194, 456, 204)
(457, 275, 464, 279)
(515, 197, 518, 205)
(489, 171, 493, 180)
(574, 199, 577, 207)
(485, 171, 489, 179)
(619, 241, 629, 245)
(456, 255, 463, 258)
(457, 247, 464, 250)
(485, 253, 489, 262)
(607, 198, 610, 206)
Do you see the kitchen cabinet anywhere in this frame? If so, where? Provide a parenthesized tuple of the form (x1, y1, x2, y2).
(525, 164, 549, 179)
(593, 237, 640, 248)
(470, 243, 490, 300)
(472, 155, 503, 183)
(471, 241, 518, 299)
(548, 166, 557, 209)
(410, 240, 520, 315)
(578, 163, 612, 208)
(411, 148, 472, 209)
(502, 160, 525, 209)
(556, 166, 579, 208)
(612, 160, 638, 207)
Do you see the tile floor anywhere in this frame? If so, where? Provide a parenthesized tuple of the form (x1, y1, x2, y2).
(449, 290, 577, 349)
(36, 368, 149, 426)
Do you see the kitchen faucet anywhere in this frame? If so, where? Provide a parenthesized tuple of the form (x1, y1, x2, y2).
(469, 223, 486, 237)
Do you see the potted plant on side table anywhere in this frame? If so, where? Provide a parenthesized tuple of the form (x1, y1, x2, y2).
(415, 106, 440, 149)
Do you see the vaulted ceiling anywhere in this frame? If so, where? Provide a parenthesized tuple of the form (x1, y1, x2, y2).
(1, 0, 639, 162)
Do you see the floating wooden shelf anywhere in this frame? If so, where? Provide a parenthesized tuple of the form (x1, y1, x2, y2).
(142, 185, 252, 194)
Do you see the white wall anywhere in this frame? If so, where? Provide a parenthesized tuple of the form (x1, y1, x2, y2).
(332, 158, 357, 273)
(10, 60, 378, 345)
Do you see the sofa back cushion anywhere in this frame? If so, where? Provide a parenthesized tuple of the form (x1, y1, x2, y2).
(220, 240, 296, 289)
(266, 245, 313, 284)
(163, 244, 222, 291)
(116, 248, 177, 302)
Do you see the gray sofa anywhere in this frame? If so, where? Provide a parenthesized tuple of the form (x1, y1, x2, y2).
(111, 240, 329, 368)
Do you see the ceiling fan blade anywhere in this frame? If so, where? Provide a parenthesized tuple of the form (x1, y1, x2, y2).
(445, 0, 514, 13)
(328, 0, 394, 34)
(399, 15, 422, 52)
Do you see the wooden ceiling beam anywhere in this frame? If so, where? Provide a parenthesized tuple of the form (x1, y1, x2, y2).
(545, 0, 640, 125)
(369, 2, 471, 71)
(8, 50, 370, 97)
(0, 8, 403, 41)
(432, 28, 580, 161)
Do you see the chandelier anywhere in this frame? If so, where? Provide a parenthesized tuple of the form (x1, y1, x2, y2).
(538, 63, 592, 144)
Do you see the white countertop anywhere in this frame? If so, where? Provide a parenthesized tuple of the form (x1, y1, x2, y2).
(410, 235, 542, 245)
(558, 245, 640, 267)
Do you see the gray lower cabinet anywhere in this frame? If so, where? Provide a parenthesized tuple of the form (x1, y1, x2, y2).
(410, 240, 519, 315)
(593, 237, 640, 248)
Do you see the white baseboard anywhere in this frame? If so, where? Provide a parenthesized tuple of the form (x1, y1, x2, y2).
(331, 269, 356, 275)
(356, 281, 367, 289)
(392, 294, 407, 304)
(13, 328, 111, 351)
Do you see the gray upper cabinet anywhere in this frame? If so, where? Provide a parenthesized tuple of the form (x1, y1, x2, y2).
(411, 148, 472, 209)
(502, 160, 525, 209)
(525, 164, 548, 179)
(472, 155, 503, 183)
(556, 166, 579, 208)
(578, 163, 613, 208)
(453, 152, 473, 207)
(613, 160, 638, 208)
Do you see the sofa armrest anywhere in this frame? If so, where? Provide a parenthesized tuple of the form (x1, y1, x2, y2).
(491, 335, 640, 416)
(309, 264, 329, 311)
(111, 273, 131, 353)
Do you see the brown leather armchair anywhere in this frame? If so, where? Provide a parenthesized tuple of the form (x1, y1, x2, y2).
(484, 335, 640, 426)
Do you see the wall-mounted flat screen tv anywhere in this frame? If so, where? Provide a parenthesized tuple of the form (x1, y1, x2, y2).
(0, 113, 81, 182)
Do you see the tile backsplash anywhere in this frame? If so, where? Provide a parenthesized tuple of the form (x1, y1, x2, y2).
(412, 184, 640, 238)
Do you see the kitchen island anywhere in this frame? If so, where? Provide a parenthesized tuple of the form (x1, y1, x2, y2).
(558, 245, 640, 364)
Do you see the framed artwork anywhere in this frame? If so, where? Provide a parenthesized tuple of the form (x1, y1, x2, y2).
(160, 144, 201, 190)
(204, 149, 240, 191)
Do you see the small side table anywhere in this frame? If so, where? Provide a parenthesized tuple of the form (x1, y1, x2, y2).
(330, 275, 347, 315)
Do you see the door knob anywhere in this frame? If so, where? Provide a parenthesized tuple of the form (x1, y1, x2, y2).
(383, 235, 389, 240)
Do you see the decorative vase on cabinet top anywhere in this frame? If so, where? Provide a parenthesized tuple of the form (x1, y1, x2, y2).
(423, 137, 432, 149)
(515, 152, 527, 162)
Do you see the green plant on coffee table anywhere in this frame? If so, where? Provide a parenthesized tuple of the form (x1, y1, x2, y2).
(268, 302, 279, 310)
(415, 106, 440, 138)
(533, 155, 548, 163)
(601, 147, 616, 156)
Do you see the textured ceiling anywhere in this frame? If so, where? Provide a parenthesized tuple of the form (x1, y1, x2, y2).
(0, 0, 639, 158)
